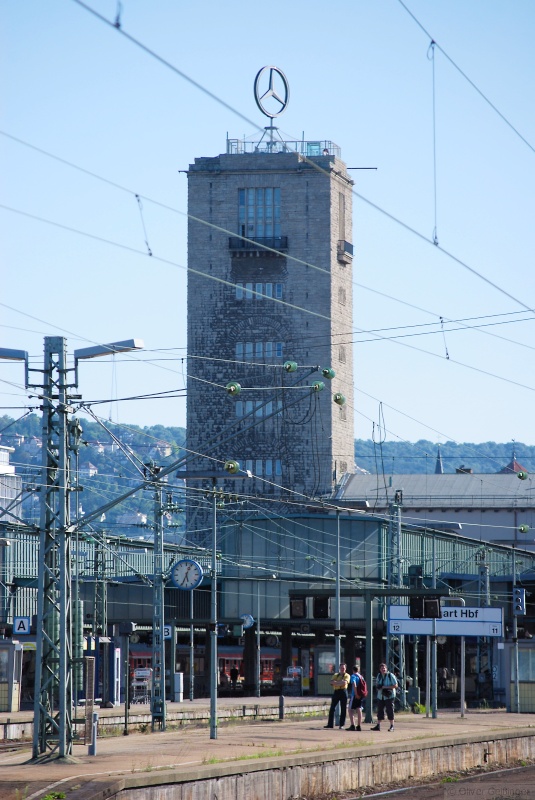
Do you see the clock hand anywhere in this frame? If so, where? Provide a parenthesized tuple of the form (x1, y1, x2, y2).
(181, 564, 192, 585)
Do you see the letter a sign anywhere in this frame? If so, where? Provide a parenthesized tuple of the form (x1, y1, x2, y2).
(14, 616, 31, 635)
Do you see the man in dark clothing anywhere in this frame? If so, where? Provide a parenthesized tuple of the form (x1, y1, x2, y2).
(324, 663, 350, 729)
(230, 666, 239, 690)
(371, 662, 398, 732)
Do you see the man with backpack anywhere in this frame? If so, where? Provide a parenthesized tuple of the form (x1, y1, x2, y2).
(347, 664, 367, 731)
(371, 662, 398, 732)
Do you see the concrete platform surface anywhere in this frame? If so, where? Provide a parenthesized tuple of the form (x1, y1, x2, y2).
(1, 699, 535, 800)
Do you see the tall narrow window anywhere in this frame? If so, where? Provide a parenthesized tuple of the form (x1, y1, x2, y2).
(245, 282, 253, 299)
(236, 283, 244, 300)
(236, 343, 244, 359)
(256, 282, 263, 299)
(265, 459, 273, 477)
(238, 188, 281, 238)
(255, 342, 263, 359)
(245, 342, 253, 360)
(339, 192, 346, 241)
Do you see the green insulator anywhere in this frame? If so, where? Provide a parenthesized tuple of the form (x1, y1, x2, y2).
(217, 501, 226, 509)
(224, 459, 240, 474)
(333, 393, 346, 406)
(518, 471, 529, 480)
(519, 524, 530, 533)
(322, 367, 336, 380)
(283, 360, 298, 373)
(225, 381, 242, 396)
(312, 381, 325, 392)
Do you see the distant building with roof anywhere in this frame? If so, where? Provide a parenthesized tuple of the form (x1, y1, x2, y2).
(0, 445, 22, 526)
(333, 451, 535, 550)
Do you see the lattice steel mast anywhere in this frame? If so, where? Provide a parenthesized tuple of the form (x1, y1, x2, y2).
(32, 337, 74, 759)
(385, 490, 406, 707)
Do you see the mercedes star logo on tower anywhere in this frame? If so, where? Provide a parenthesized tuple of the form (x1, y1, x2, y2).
(254, 66, 290, 118)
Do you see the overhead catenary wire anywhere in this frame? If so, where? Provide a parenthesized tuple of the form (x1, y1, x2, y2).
(2, 130, 535, 358)
(397, 0, 535, 156)
(67, 1, 535, 313)
(3, 204, 535, 402)
(2, 7, 532, 506)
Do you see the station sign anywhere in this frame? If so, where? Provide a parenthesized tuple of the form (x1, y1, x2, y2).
(388, 605, 503, 637)
(13, 616, 31, 635)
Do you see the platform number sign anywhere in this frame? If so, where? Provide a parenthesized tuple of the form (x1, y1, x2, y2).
(14, 616, 31, 635)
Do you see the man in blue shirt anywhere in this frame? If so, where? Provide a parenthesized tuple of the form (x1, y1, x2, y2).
(347, 665, 364, 731)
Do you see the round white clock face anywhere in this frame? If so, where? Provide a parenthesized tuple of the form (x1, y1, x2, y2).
(171, 558, 203, 590)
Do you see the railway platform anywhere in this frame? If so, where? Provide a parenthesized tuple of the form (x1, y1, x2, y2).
(1, 698, 535, 800)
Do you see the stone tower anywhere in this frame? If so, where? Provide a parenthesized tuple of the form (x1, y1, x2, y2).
(186, 134, 355, 542)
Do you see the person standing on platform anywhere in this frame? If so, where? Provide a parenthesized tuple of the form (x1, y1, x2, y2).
(347, 664, 366, 731)
(371, 662, 398, 731)
(230, 665, 239, 690)
(324, 663, 350, 729)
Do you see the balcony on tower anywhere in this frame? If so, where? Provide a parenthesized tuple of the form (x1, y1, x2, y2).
(228, 235, 288, 257)
(337, 239, 354, 264)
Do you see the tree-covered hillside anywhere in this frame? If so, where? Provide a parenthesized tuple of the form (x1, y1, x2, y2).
(0, 413, 186, 537)
(2, 413, 534, 532)
(354, 439, 535, 475)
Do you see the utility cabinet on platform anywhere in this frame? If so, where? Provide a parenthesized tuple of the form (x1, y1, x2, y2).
(0, 640, 23, 712)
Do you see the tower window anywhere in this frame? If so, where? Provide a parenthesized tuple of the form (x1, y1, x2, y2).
(238, 188, 281, 238)
(339, 345, 346, 363)
(235, 341, 284, 361)
(338, 287, 346, 305)
(234, 282, 284, 302)
(339, 192, 346, 241)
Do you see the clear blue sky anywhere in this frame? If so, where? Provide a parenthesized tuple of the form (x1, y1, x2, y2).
(2, 0, 534, 447)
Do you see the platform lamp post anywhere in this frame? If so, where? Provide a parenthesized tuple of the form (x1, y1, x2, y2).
(0, 538, 11, 630)
(2, 338, 143, 760)
(335, 510, 342, 670)
(178, 460, 251, 740)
